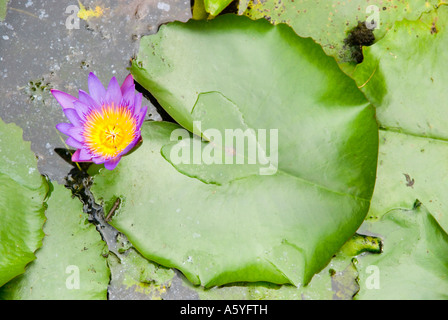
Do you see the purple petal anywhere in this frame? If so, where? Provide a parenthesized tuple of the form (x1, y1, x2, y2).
(56, 123, 73, 135)
(51, 89, 77, 109)
(137, 106, 148, 128)
(78, 89, 100, 109)
(72, 148, 93, 162)
(91, 156, 107, 165)
(105, 76, 122, 106)
(104, 156, 122, 170)
(88, 72, 106, 105)
(63, 108, 83, 127)
(68, 126, 84, 142)
(121, 84, 135, 107)
(121, 74, 134, 94)
(133, 92, 143, 114)
(73, 100, 91, 121)
(65, 137, 84, 149)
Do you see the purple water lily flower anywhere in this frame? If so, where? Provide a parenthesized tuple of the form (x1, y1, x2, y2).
(51, 72, 147, 170)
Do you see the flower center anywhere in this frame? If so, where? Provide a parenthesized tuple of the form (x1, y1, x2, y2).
(83, 103, 137, 159)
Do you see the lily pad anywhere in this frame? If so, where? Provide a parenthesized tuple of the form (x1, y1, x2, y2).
(0, 183, 110, 299)
(91, 15, 378, 287)
(193, 0, 234, 17)
(353, 5, 448, 140)
(0, 0, 8, 21)
(352, 5, 448, 231)
(368, 130, 448, 231)
(355, 202, 448, 299)
(0, 119, 49, 287)
(243, 0, 440, 65)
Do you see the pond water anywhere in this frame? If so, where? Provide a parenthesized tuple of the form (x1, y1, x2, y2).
(0, 0, 196, 299)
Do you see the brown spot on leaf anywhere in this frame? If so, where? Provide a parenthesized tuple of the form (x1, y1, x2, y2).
(404, 173, 415, 188)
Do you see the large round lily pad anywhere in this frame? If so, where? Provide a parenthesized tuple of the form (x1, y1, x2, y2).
(92, 14, 378, 287)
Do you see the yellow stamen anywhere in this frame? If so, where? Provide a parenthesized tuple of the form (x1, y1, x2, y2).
(83, 103, 137, 159)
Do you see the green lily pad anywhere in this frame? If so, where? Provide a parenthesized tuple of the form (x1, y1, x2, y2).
(91, 15, 378, 287)
(353, 5, 448, 140)
(352, 5, 448, 232)
(355, 202, 448, 299)
(0, 119, 49, 287)
(368, 130, 448, 231)
(196, 0, 234, 16)
(204, 0, 233, 16)
(0, 183, 110, 299)
(0, 0, 9, 21)
(243, 0, 440, 65)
